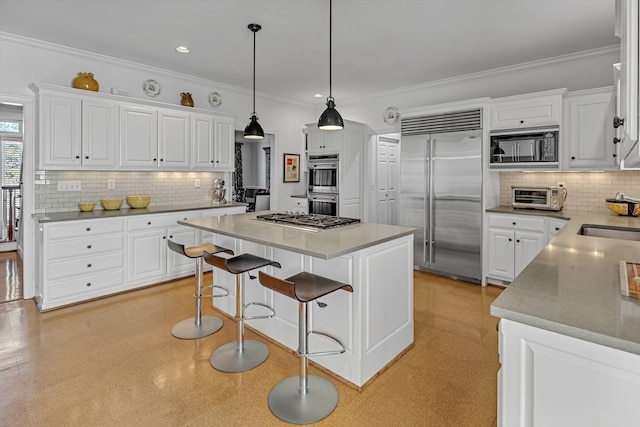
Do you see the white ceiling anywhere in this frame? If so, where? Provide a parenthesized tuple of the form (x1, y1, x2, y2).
(1, 0, 618, 105)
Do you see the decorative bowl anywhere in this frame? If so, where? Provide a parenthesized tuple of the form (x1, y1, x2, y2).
(606, 198, 640, 216)
(77, 201, 96, 212)
(126, 195, 151, 209)
(100, 198, 123, 211)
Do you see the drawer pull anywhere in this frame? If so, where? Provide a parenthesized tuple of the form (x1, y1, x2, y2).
(147, 221, 152, 225)
(86, 227, 91, 232)
(512, 222, 516, 225)
(87, 263, 92, 268)
(87, 245, 92, 249)
(86, 283, 91, 287)
(555, 227, 560, 231)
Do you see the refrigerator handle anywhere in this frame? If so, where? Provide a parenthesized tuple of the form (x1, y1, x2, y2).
(428, 138, 434, 265)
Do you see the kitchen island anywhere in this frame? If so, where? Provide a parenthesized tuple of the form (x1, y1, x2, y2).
(179, 211, 416, 388)
(491, 211, 640, 427)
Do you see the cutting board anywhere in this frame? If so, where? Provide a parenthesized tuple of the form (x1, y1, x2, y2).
(619, 261, 640, 298)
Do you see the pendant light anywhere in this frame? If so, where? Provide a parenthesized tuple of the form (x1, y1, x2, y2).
(244, 23, 264, 139)
(318, 0, 344, 130)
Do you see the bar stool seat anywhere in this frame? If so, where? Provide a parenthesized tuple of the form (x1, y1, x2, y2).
(167, 240, 233, 339)
(204, 252, 281, 373)
(258, 271, 353, 425)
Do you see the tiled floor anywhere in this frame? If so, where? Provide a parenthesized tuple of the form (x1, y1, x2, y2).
(0, 269, 502, 426)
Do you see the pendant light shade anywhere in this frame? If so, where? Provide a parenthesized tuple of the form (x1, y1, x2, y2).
(244, 23, 264, 139)
(318, 0, 344, 130)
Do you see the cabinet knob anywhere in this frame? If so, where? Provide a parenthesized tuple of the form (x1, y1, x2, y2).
(87, 263, 92, 268)
(147, 221, 152, 225)
(516, 239, 520, 243)
(519, 120, 524, 124)
(508, 238, 512, 242)
(75, 155, 80, 159)
(162, 236, 166, 239)
(87, 245, 92, 249)
(555, 227, 560, 231)
(613, 153, 618, 158)
(160, 158, 164, 162)
(153, 158, 157, 162)
(613, 137, 621, 144)
(512, 222, 516, 225)
(613, 116, 625, 128)
(571, 156, 575, 160)
(86, 227, 91, 232)
(169, 235, 173, 239)
(86, 283, 91, 287)
(211, 160, 215, 163)
(216, 160, 219, 163)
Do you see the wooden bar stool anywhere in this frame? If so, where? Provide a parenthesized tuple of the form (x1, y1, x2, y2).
(167, 240, 233, 339)
(204, 252, 281, 373)
(258, 271, 353, 425)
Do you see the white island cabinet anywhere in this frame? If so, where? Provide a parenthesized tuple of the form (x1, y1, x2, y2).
(180, 212, 415, 388)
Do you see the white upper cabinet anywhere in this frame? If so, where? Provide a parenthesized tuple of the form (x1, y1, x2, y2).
(490, 89, 565, 131)
(563, 87, 616, 170)
(306, 128, 341, 153)
(616, 0, 640, 167)
(158, 109, 190, 169)
(119, 104, 158, 169)
(31, 83, 236, 172)
(34, 87, 118, 169)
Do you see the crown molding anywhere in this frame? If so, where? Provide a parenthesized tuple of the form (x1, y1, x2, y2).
(342, 45, 620, 105)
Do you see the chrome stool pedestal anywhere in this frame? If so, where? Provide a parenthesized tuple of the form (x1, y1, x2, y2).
(167, 240, 233, 339)
(258, 271, 353, 425)
(204, 252, 280, 372)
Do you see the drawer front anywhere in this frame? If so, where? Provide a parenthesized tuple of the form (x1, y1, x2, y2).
(46, 218, 125, 240)
(488, 214, 545, 232)
(48, 252, 124, 281)
(47, 269, 125, 300)
(48, 234, 125, 260)
(127, 211, 200, 231)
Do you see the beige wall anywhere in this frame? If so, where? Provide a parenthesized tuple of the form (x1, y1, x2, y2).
(499, 171, 640, 213)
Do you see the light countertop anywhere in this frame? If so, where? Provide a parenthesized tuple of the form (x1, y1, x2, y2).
(33, 202, 248, 223)
(490, 208, 640, 355)
(179, 211, 416, 260)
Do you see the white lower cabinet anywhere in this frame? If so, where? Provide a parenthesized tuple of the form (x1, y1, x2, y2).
(498, 319, 640, 427)
(487, 213, 548, 283)
(36, 206, 245, 311)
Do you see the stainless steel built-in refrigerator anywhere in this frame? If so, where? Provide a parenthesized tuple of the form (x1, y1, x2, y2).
(399, 128, 482, 283)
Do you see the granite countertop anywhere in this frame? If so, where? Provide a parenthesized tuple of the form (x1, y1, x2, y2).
(486, 205, 575, 220)
(490, 208, 640, 355)
(179, 211, 416, 260)
(33, 202, 248, 223)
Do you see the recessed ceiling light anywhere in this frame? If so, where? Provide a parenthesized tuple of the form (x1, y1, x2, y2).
(176, 46, 191, 54)
(313, 93, 323, 98)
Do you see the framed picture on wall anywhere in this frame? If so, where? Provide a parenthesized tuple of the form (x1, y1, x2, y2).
(283, 153, 300, 182)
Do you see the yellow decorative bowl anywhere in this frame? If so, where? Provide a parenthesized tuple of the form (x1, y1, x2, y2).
(100, 198, 123, 211)
(78, 201, 96, 212)
(605, 198, 640, 216)
(126, 195, 151, 209)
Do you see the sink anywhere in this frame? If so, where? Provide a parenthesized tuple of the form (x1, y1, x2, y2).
(577, 224, 640, 241)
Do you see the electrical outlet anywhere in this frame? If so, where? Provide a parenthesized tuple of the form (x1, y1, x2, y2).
(557, 182, 566, 188)
(195, 179, 201, 188)
(107, 180, 116, 190)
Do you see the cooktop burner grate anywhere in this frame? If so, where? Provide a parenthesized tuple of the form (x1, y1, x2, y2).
(255, 213, 360, 229)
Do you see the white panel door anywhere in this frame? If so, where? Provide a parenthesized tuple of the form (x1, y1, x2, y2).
(376, 136, 399, 225)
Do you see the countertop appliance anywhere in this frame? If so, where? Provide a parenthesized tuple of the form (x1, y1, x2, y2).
(400, 109, 483, 283)
(512, 186, 566, 211)
(210, 179, 226, 205)
(256, 212, 359, 230)
(490, 128, 559, 168)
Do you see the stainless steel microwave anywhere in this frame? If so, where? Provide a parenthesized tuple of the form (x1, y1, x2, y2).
(490, 128, 559, 167)
(512, 186, 566, 211)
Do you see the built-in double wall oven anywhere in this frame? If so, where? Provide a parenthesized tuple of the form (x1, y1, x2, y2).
(307, 154, 338, 215)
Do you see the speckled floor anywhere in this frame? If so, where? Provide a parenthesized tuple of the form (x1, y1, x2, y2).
(0, 269, 502, 426)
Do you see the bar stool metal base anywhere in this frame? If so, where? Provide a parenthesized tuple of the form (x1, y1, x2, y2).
(268, 375, 339, 424)
(209, 340, 269, 373)
(171, 315, 224, 340)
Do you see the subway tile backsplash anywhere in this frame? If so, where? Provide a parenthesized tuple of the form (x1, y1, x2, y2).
(499, 171, 640, 213)
(34, 170, 225, 213)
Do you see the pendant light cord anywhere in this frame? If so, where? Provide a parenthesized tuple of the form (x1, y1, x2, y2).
(252, 28, 257, 115)
(329, 0, 333, 100)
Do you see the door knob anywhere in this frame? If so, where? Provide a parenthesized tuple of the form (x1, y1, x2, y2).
(613, 116, 625, 128)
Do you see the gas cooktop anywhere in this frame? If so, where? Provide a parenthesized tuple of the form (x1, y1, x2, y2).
(255, 213, 360, 230)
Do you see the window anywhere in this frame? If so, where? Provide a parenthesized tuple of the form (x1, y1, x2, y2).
(0, 120, 21, 135)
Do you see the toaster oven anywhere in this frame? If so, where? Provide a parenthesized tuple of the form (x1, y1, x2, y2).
(512, 186, 566, 211)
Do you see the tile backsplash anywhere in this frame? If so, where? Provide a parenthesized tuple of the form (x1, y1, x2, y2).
(35, 170, 225, 213)
(499, 171, 640, 213)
